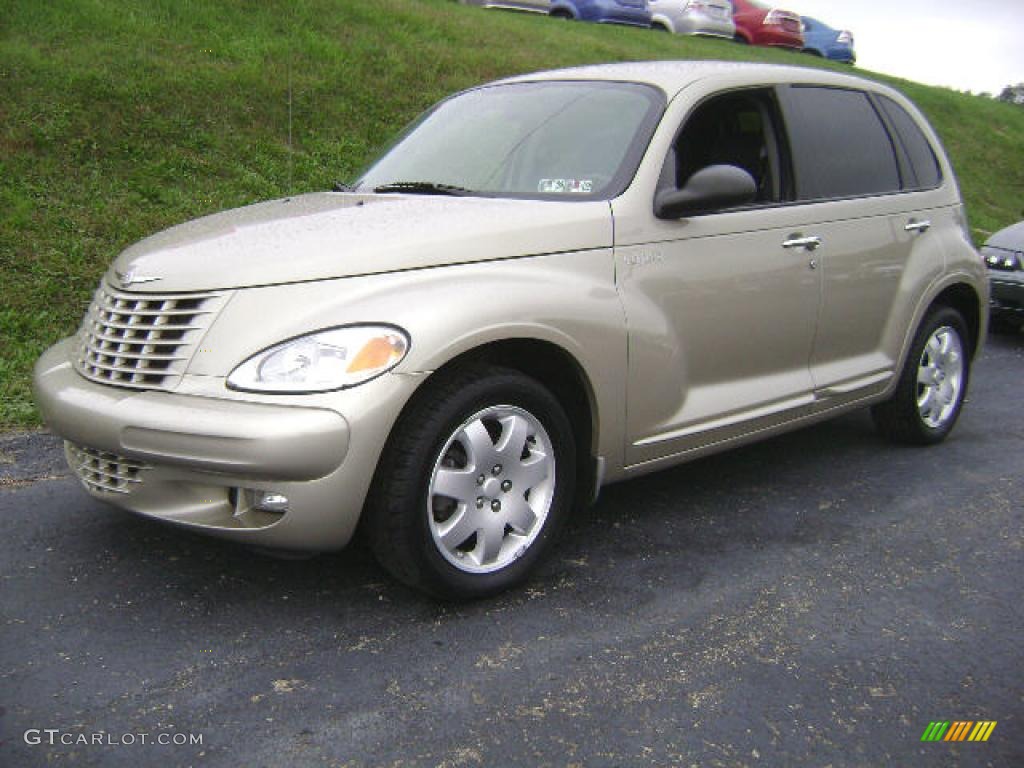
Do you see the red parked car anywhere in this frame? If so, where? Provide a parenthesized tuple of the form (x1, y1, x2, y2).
(729, 0, 803, 49)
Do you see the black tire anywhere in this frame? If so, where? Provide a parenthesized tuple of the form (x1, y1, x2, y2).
(364, 364, 576, 599)
(872, 306, 971, 445)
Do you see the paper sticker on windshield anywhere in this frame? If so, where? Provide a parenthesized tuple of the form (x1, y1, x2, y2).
(539, 178, 593, 194)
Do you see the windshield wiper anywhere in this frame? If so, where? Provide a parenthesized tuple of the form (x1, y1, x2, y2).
(373, 181, 474, 196)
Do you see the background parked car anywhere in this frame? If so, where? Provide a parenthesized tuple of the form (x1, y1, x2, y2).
(982, 221, 1024, 329)
(550, 0, 652, 27)
(801, 16, 855, 64)
(649, 0, 735, 38)
(460, 0, 551, 14)
(729, 0, 803, 49)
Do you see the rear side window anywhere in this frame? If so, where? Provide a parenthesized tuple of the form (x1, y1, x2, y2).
(780, 86, 901, 201)
(877, 96, 943, 190)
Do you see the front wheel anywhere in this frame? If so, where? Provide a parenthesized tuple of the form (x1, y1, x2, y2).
(365, 364, 576, 599)
(872, 306, 971, 445)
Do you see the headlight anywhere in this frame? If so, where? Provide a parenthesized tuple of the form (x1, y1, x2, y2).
(226, 325, 410, 393)
(983, 250, 1022, 271)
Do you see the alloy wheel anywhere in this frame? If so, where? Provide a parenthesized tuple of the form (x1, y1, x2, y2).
(916, 325, 964, 429)
(427, 405, 555, 574)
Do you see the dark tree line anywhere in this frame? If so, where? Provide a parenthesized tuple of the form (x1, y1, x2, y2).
(998, 83, 1024, 105)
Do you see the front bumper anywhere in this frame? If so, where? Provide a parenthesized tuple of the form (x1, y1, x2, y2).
(824, 44, 856, 63)
(989, 273, 1024, 316)
(34, 338, 424, 551)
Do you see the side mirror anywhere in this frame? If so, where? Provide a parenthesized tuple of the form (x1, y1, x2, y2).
(654, 164, 757, 220)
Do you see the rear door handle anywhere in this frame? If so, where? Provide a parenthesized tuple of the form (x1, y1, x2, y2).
(905, 219, 932, 234)
(783, 235, 822, 251)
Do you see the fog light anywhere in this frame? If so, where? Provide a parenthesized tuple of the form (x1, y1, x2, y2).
(253, 490, 290, 513)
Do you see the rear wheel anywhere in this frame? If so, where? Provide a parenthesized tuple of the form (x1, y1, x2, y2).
(872, 306, 970, 445)
(365, 364, 576, 599)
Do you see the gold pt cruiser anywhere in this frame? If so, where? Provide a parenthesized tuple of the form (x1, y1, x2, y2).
(35, 62, 987, 598)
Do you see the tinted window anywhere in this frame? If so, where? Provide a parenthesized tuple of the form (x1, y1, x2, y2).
(670, 90, 786, 204)
(781, 86, 901, 201)
(878, 96, 942, 190)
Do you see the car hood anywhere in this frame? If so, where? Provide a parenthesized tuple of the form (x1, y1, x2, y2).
(108, 193, 613, 293)
(984, 220, 1024, 252)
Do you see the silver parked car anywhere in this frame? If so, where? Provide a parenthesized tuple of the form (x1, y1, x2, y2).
(649, 0, 735, 37)
(35, 62, 987, 598)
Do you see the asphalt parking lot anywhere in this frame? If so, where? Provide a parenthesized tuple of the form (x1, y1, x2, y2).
(2, 330, 1022, 768)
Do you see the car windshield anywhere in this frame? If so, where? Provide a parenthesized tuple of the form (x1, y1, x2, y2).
(355, 80, 665, 201)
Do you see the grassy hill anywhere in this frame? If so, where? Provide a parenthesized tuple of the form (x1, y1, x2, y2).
(2, 0, 1023, 427)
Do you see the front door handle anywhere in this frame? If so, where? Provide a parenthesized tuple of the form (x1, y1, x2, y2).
(905, 219, 932, 234)
(783, 235, 822, 251)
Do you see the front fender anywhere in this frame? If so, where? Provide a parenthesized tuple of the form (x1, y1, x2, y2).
(188, 249, 629, 473)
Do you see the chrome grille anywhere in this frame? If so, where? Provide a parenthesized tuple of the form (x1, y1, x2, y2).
(65, 442, 151, 495)
(73, 282, 224, 390)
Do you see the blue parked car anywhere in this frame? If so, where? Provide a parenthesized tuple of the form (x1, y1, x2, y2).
(800, 16, 856, 64)
(551, 0, 652, 27)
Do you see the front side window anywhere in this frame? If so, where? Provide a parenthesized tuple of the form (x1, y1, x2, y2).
(356, 81, 665, 201)
(663, 88, 787, 206)
(780, 86, 901, 201)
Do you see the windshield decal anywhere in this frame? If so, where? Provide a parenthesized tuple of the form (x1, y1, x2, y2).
(538, 179, 593, 194)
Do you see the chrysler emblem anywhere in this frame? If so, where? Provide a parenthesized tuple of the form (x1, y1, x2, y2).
(115, 268, 161, 288)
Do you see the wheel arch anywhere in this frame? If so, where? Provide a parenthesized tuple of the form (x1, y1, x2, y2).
(397, 337, 602, 507)
(650, 15, 674, 32)
(929, 281, 984, 359)
(885, 275, 986, 402)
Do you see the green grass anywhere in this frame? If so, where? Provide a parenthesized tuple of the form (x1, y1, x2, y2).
(2, 0, 1023, 428)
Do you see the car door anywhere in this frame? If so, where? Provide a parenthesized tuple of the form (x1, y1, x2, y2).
(775, 85, 944, 405)
(614, 87, 823, 466)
